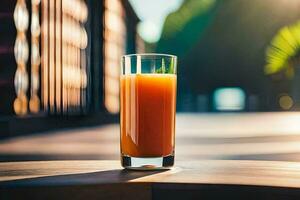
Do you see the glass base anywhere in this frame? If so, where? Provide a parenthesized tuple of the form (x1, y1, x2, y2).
(121, 154, 174, 170)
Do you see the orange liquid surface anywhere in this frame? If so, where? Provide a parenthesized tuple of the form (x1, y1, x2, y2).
(120, 74, 177, 157)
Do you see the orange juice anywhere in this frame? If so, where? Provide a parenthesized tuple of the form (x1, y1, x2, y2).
(120, 74, 176, 157)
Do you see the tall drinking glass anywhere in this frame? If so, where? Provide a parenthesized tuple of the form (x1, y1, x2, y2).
(120, 54, 177, 170)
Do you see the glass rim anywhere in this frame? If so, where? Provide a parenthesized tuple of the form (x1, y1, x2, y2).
(122, 53, 177, 59)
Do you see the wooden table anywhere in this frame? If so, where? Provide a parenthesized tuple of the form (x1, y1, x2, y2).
(1, 113, 300, 199)
(1, 113, 300, 162)
(1, 160, 300, 199)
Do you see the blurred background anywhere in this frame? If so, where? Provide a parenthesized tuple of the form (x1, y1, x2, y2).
(1, 0, 300, 161)
(138, 0, 300, 113)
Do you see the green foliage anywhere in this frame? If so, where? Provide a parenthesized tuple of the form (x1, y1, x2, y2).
(155, 58, 176, 74)
(265, 21, 300, 78)
(169, 57, 175, 74)
(157, 0, 219, 57)
(162, 0, 217, 39)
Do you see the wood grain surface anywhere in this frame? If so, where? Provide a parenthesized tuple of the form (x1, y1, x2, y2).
(1, 113, 300, 199)
(1, 160, 300, 199)
(1, 113, 300, 162)
(1, 160, 300, 188)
